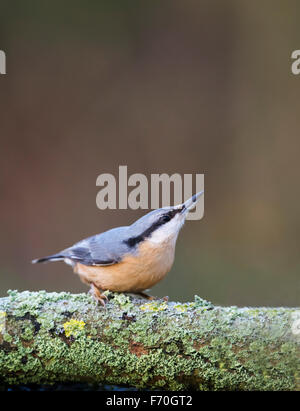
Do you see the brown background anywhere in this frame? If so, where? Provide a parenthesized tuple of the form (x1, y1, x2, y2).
(0, 1, 299, 306)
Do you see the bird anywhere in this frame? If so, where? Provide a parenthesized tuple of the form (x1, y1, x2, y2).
(32, 191, 204, 306)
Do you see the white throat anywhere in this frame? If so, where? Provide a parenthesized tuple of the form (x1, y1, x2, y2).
(148, 214, 185, 245)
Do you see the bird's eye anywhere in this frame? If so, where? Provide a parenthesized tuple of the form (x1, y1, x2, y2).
(161, 215, 171, 223)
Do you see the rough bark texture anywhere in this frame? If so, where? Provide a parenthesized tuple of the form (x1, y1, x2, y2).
(0, 290, 299, 390)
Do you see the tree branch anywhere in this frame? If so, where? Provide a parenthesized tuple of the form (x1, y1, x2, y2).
(0, 290, 299, 390)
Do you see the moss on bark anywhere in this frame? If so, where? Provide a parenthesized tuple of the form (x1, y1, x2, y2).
(0, 290, 299, 390)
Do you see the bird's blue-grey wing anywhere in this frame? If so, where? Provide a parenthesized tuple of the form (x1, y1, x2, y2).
(62, 226, 131, 266)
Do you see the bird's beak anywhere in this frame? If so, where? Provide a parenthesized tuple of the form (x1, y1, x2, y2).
(178, 190, 204, 214)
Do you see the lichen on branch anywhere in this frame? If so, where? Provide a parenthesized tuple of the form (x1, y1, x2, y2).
(0, 290, 299, 390)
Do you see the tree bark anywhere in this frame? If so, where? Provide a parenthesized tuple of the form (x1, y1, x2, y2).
(0, 290, 299, 390)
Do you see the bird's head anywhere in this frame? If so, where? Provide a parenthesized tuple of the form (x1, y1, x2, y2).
(128, 191, 204, 246)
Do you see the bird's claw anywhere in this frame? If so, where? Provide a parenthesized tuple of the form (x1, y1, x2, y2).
(89, 283, 108, 308)
(137, 291, 156, 300)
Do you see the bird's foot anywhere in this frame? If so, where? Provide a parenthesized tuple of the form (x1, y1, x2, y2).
(137, 291, 156, 300)
(137, 292, 169, 302)
(89, 283, 108, 307)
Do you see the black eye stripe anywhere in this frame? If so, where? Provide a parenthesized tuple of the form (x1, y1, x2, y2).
(158, 208, 182, 223)
(167, 208, 182, 218)
(124, 208, 182, 248)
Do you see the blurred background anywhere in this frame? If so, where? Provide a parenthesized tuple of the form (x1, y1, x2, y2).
(0, 0, 299, 307)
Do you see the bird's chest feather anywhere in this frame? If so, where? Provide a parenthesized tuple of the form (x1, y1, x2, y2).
(134, 238, 176, 275)
(75, 236, 177, 292)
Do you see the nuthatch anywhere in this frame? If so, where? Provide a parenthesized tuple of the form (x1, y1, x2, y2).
(32, 191, 204, 306)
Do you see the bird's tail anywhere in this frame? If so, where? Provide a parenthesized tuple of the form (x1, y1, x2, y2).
(32, 253, 65, 264)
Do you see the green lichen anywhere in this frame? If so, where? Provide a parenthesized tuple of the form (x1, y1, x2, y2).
(3, 333, 12, 343)
(0, 290, 299, 390)
(20, 324, 35, 341)
(108, 292, 135, 310)
(0, 311, 6, 333)
(140, 301, 168, 312)
(173, 304, 188, 313)
(194, 295, 214, 309)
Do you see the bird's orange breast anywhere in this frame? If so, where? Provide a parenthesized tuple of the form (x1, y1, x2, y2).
(74, 238, 176, 292)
